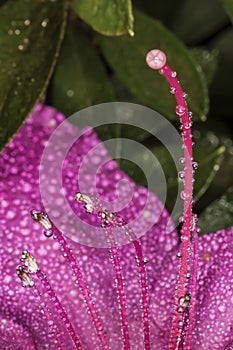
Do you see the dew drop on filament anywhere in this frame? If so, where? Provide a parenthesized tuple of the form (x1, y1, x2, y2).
(44, 229, 53, 238)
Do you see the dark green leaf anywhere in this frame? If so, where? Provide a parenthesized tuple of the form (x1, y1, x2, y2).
(0, 0, 67, 150)
(72, 0, 134, 36)
(209, 29, 233, 118)
(99, 10, 209, 121)
(48, 22, 114, 117)
(119, 141, 225, 212)
(142, 0, 186, 26)
(194, 144, 225, 201)
(199, 187, 233, 234)
(171, 0, 229, 44)
(223, 0, 233, 22)
(191, 48, 219, 85)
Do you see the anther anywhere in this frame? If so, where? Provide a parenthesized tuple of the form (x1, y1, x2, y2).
(31, 210, 52, 230)
(74, 192, 94, 213)
(21, 250, 39, 273)
(16, 266, 34, 287)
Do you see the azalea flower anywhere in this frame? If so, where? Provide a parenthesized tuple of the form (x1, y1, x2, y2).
(1, 51, 233, 350)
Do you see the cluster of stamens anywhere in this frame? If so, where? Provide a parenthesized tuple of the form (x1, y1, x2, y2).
(15, 49, 199, 350)
(16, 251, 39, 287)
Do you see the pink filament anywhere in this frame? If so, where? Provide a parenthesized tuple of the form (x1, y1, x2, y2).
(146, 50, 198, 349)
(52, 225, 110, 350)
(36, 269, 83, 350)
(162, 63, 194, 350)
(186, 228, 199, 349)
(133, 240, 150, 349)
(32, 286, 65, 350)
(105, 227, 131, 350)
(122, 225, 151, 350)
(77, 197, 151, 349)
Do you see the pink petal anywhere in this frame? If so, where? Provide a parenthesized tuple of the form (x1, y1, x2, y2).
(0, 104, 178, 349)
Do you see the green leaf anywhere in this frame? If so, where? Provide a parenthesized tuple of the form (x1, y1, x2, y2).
(0, 0, 67, 150)
(199, 187, 233, 234)
(142, 0, 186, 26)
(223, 0, 233, 22)
(209, 29, 233, 118)
(99, 10, 209, 121)
(171, 0, 229, 44)
(72, 0, 134, 36)
(119, 141, 225, 212)
(191, 48, 219, 85)
(193, 144, 225, 202)
(48, 22, 114, 117)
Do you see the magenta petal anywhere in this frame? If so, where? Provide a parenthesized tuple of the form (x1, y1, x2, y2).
(0, 104, 178, 349)
(193, 227, 233, 349)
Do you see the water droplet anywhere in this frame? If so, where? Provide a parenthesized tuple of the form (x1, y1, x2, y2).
(178, 320, 183, 327)
(142, 257, 148, 264)
(44, 229, 53, 238)
(41, 18, 49, 28)
(176, 105, 186, 117)
(159, 68, 165, 74)
(66, 89, 74, 97)
(182, 92, 188, 99)
(24, 19, 31, 26)
(179, 157, 185, 164)
(218, 304, 226, 313)
(179, 216, 184, 223)
(177, 306, 184, 313)
(192, 161, 198, 170)
(180, 190, 190, 200)
(178, 171, 185, 180)
(177, 252, 182, 258)
(18, 44, 24, 51)
(184, 122, 192, 129)
(170, 87, 176, 94)
(188, 111, 193, 118)
(171, 71, 177, 78)
(15, 29, 21, 35)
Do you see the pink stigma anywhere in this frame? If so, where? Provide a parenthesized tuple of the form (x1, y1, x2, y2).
(146, 49, 167, 70)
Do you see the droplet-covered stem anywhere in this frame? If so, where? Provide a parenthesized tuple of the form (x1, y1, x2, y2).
(36, 269, 83, 350)
(146, 49, 197, 349)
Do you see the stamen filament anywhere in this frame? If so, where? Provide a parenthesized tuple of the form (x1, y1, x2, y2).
(161, 61, 194, 350)
(75, 194, 151, 349)
(186, 228, 199, 349)
(32, 286, 65, 350)
(31, 211, 110, 350)
(51, 225, 110, 350)
(36, 269, 83, 350)
(121, 224, 151, 350)
(105, 227, 131, 350)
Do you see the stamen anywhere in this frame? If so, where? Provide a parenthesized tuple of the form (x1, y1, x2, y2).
(146, 49, 198, 349)
(21, 250, 39, 273)
(185, 228, 199, 350)
(105, 228, 131, 349)
(36, 269, 83, 350)
(16, 266, 34, 287)
(17, 252, 83, 350)
(33, 287, 65, 350)
(32, 210, 109, 350)
(76, 193, 151, 350)
(74, 192, 94, 213)
(122, 226, 151, 350)
(31, 210, 52, 230)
